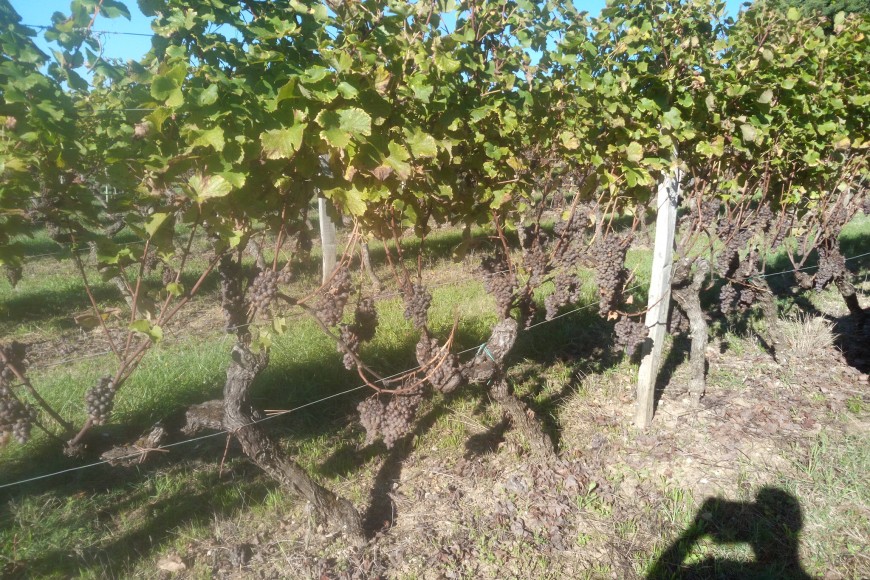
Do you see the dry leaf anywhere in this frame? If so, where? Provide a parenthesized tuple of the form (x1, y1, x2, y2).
(607, 311, 619, 321)
(625, 294, 634, 305)
(157, 555, 186, 573)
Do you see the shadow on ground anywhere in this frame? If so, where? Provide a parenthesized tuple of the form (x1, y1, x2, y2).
(647, 487, 812, 579)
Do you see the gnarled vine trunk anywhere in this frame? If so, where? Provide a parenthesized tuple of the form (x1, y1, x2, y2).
(671, 258, 709, 403)
(223, 343, 364, 543)
(463, 318, 556, 459)
(834, 276, 865, 319)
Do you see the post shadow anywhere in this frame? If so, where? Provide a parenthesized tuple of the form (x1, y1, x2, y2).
(647, 487, 812, 580)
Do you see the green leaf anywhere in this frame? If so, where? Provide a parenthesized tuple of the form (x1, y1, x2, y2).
(199, 84, 218, 106)
(662, 108, 682, 131)
(144, 212, 170, 237)
(739, 124, 758, 144)
(130, 319, 163, 342)
(787, 7, 801, 20)
(434, 52, 461, 73)
(166, 282, 184, 297)
(338, 108, 371, 137)
(757, 89, 773, 104)
(323, 185, 367, 216)
(406, 130, 438, 158)
(626, 141, 644, 163)
(188, 174, 233, 201)
(190, 126, 225, 151)
(260, 125, 305, 159)
(560, 131, 580, 150)
(384, 142, 412, 180)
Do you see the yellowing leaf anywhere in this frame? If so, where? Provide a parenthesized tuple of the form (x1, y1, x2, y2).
(260, 125, 305, 159)
(626, 141, 644, 163)
(188, 174, 233, 201)
(406, 130, 438, 158)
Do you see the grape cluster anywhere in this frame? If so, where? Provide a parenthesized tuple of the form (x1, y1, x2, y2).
(0, 341, 27, 386)
(715, 219, 756, 278)
(357, 389, 423, 448)
(700, 199, 721, 227)
(85, 376, 115, 426)
(544, 272, 581, 320)
(590, 234, 630, 316)
(614, 316, 647, 357)
(402, 282, 432, 330)
(516, 292, 538, 329)
(142, 248, 160, 276)
(521, 228, 551, 287)
(668, 305, 690, 334)
(337, 324, 361, 370)
(719, 283, 738, 315)
(3, 264, 23, 288)
(814, 240, 846, 291)
(249, 270, 282, 314)
(757, 204, 774, 233)
(353, 297, 378, 342)
(553, 205, 592, 268)
(219, 257, 248, 333)
(479, 255, 517, 317)
(315, 267, 352, 327)
(0, 387, 35, 446)
(416, 335, 461, 394)
(161, 264, 178, 286)
(336, 298, 379, 370)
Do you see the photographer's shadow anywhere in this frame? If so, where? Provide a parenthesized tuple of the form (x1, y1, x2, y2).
(647, 487, 812, 579)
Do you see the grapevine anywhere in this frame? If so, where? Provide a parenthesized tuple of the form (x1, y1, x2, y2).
(315, 267, 352, 327)
(402, 282, 432, 330)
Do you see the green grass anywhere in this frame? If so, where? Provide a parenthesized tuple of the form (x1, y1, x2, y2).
(1, 214, 868, 578)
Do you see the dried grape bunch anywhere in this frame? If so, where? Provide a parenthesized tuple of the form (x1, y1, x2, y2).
(715, 218, 756, 278)
(381, 390, 423, 448)
(416, 335, 461, 394)
(668, 304, 690, 334)
(219, 256, 248, 333)
(0, 387, 36, 445)
(85, 376, 115, 426)
(357, 387, 423, 449)
(590, 234, 630, 317)
(479, 254, 517, 317)
(757, 204, 774, 233)
(545, 272, 582, 320)
(553, 205, 592, 268)
(0, 341, 28, 386)
(402, 282, 431, 330)
(516, 291, 538, 329)
(337, 324, 361, 370)
(142, 247, 160, 276)
(719, 283, 739, 316)
(353, 297, 378, 342)
(3, 263, 23, 288)
(315, 267, 352, 327)
(520, 228, 551, 287)
(161, 264, 178, 286)
(277, 266, 292, 285)
(249, 269, 279, 314)
(814, 240, 846, 291)
(357, 397, 384, 446)
(614, 316, 647, 357)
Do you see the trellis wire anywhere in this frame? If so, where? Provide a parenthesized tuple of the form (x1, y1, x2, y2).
(2, 252, 869, 490)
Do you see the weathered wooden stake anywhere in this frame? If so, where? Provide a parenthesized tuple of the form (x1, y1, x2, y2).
(634, 171, 680, 429)
(318, 196, 338, 284)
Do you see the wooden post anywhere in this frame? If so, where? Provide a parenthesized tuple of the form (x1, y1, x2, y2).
(634, 170, 680, 429)
(319, 197, 338, 284)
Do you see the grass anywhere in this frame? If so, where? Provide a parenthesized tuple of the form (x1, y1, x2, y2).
(2, 215, 868, 578)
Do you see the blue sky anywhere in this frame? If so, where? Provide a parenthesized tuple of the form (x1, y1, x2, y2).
(11, 0, 748, 64)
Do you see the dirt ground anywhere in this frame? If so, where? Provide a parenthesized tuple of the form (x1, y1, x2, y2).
(141, 309, 869, 580)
